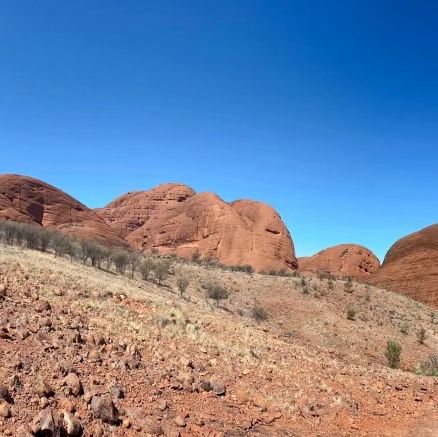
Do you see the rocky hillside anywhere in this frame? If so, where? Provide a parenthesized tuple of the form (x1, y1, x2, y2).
(0, 175, 126, 247)
(1, 244, 438, 435)
(299, 244, 380, 281)
(372, 224, 438, 308)
(97, 183, 297, 272)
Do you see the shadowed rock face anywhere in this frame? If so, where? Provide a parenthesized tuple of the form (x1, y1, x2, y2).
(298, 244, 380, 280)
(0, 174, 126, 246)
(97, 183, 297, 272)
(372, 224, 438, 307)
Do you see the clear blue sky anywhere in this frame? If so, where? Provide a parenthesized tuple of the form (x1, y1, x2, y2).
(1, 1, 437, 260)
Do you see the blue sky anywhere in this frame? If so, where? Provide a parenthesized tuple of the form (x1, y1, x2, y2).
(0, 1, 437, 260)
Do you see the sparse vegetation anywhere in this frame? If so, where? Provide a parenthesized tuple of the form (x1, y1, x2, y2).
(385, 340, 402, 369)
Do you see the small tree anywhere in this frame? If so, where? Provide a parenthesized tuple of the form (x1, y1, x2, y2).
(177, 276, 190, 297)
(65, 240, 77, 262)
(154, 260, 171, 284)
(3, 222, 18, 245)
(127, 251, 141, 279)
(52, 234, 71, 257)
(39, 229, 52, 252)
(23, 226, 39, 249)
(113, 251, 129, 275)
(385, 340, 402, 369)
(417, 327, 427, 345)
(101, 247, 113, 271)
(140, 258, 154, 281)
(206, 284, 229, 307)
(251, 305, 269, 323)
(90, 243, 105, 268)
(79, 240, 92, 264)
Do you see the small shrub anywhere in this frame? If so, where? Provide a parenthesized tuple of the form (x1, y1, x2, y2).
(400, 322, 410, 335)
(191, 250, 201, 263)
(385, 340, 402, 369)
(204, 257, 220, 269)
(346, 306, 357, 320)
(317, 270, 331, 280)
(177, 276, 190, 297)
(327, 279, 334, 291)
(416, 355, 438, 377)
(251, 305, 269, 323)
(344, 277, 354, 293)
(417, 327, 427, 345)
(300, 277, 309, 294)
(206, 284, 229, 307)
(230, 264, 254, 274)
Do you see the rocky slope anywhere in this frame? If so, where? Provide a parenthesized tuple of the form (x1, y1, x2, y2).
(299, 244, 380, 280)
(97, 183, 297, 272)
(0, 174, 126, 247)
(1, 245, 438, 435)
(372, 224, 438, 308)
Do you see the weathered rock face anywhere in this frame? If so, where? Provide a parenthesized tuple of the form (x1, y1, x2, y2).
(0, 174, 126, 246)
(298, 244, 380, 280)
(97, 183, 297, 272)
(372, 224, 438, 307)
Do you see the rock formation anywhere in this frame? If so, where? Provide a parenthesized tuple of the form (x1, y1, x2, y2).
(0, 174, 126, 246)
(372, 224, 438, 307)
(97, 183, 297, 272)
(298, 244, 380, 280)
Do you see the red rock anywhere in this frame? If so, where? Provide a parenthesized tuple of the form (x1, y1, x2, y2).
(298, 244, 380, 280)
(90, 394, 119, 424)
(0, 174, 126, 246)
(97, 183, 297, 272)
(372, 224, 438, 307)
